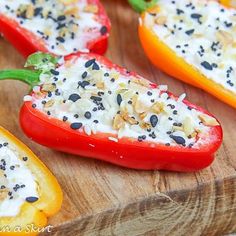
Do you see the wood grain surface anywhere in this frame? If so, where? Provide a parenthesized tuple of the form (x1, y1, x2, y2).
(1, 1, 236, 235)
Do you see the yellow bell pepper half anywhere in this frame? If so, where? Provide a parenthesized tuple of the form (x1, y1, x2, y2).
(0, 126, 62, 235)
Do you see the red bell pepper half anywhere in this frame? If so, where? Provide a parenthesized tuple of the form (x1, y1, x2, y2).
(0, 0, 111, 57)
(0, 52, 222, 172)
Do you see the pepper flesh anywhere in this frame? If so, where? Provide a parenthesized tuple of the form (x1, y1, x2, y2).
(0, 0, 111, 57)
(220, 0, 236, 7)
(138, 4, 236, 109)
(0, 52, 222, 172)
(0, 126, 62, 235)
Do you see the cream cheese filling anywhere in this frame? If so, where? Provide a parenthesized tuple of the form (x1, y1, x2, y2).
(144, 0, 236, 94)
(0, 0, 103, 55)
(0, 138, 38, 217)
(26, 55, 219, 148)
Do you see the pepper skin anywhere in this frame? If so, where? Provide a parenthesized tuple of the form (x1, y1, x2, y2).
(128, 0, 158, 13)
(0, 52, 222, 172)
(220, 0, 236, 7)
(0, 126, 62, 235)
(0, 0, 111, 57)
(138, 4, 236, 109)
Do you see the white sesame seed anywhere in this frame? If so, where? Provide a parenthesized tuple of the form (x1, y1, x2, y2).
(23, 95, 32, 102)
(108, 137, 118, 142)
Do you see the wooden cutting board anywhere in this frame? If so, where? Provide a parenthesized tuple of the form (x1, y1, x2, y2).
(0, 0, 236, 235)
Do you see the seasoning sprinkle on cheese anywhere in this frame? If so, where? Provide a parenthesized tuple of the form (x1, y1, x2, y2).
(144, 0, 236, 94)
(0, 138, 38, 217)
(27, 54, 220, 148)
(0, 0, 109, 55)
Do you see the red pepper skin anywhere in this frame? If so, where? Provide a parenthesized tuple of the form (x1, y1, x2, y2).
(19, 52, 222, 172)
(0, 0, 111, 57)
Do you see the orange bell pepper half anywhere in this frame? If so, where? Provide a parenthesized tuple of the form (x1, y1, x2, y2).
(0, 126, 62, 235)
(139, 1, 236, 109)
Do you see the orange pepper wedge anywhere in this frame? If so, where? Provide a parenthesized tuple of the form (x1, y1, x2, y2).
(0, 126, 62, 235)
(138, 6, 236, 109)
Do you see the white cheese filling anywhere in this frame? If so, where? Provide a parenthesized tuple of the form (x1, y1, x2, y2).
(0, 138, 38, 217)
(144, 0, 236, 94)
(27, 55, 219, 148)
(0, 0, 103, 55)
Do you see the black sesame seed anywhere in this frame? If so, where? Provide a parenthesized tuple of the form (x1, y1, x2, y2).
(92, 62, 100, 70)
(68, 93, 81, 102)
(50, 69, 59, 75)
(56, 36, 65, 43)
(117, 94, 122, 106)
(70, 122, 82, 130)
(63, 116, 68, 122)
(138, 136, 143, 142)
(80, 81, 90, 88)
(84, 111, 92, 119)
(170, 135, 186, 145)
(100, 26, 108, 35)
(177, 9, 184, 15)
(25, 196, 39, 203)
(224, 21, 232, 28)
(90, 96, 102, 102)
(22, 157, 28, 161)
(85, 59, 95, 68)
(185, 29, 195, 36)
(82, 71, 88, 79)
(173, 110, 178, 115)
(191, 13, 202, 19)
(150, 115, 158, 128)
(57, 15, 66, 21)
(201, 61, 213, 70)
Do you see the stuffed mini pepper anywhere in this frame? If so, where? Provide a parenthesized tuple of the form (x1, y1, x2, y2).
(0, 52, 222, 172)
(0, 0, 111, 57)
(139, 0, 236, 108)
(0, 126, 62, 235)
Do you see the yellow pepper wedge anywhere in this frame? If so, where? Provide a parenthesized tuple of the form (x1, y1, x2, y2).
(139, 6, 236, 109)
(220, 0, 236, 7)
(0, 126, 62, 235)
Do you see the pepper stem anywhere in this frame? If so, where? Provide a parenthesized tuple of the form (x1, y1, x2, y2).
(128, 0, 158, 13)
(0, 69, 40, 88)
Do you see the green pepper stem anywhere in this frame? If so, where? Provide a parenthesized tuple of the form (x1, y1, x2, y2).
(128, 0, 158, 13)
(0, 69, 40, 88)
